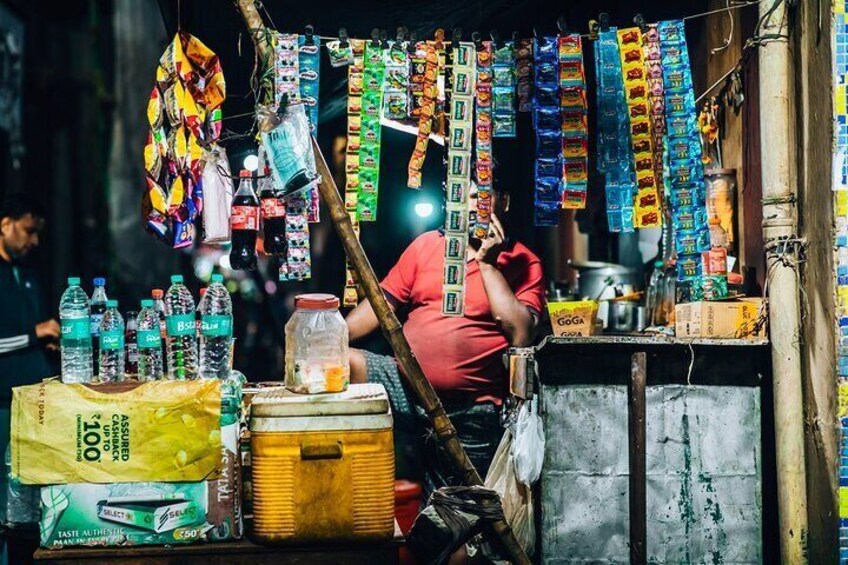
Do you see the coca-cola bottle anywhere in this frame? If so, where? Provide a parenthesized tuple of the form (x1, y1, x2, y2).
(229, 170, 259, 271)
(259, 167, 288, 256)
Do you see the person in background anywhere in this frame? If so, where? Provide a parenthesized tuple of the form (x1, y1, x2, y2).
(346, 182, 546, 496)
(0, 194, 56, 557)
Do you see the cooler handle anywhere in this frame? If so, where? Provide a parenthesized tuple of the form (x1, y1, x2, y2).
(300, 441, 343, 460)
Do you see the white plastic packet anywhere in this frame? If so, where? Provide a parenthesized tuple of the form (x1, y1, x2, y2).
(200, 146, 233, 244)
(512, 398, 545, 487)
(482, 429, 535, 557)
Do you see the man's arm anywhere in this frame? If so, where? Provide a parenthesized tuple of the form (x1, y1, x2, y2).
(478, 264, 536, 346)
(0, 320, 59, 356)
(476, 215, 537, 347)
(346, 299, 381, 341)
(346, 296, 399, 341)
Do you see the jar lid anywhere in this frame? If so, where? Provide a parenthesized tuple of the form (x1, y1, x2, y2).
(295, 293, 340, 310)
(251, 383, 389, 418)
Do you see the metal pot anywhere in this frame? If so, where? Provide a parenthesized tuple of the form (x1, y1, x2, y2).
(608, 301, 640, 333)
(568, 261, 641, 301)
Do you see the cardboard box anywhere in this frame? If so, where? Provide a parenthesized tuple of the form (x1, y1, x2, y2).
(547, 301, 599, 337)
(39, 420, 242, 548)
(675, 298, 766, 339)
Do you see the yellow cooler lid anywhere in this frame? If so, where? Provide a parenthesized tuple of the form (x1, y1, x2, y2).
(250, 383, 390, 418)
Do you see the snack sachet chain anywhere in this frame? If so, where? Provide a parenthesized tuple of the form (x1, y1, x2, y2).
(618, 27, 661, 228)
(408, 42, 440, 188)
(595, 28, 636, 232)
(144, 33, 225, 248)
(558, 34, 589, 210)
(516, 38, 534, 113)
(273, 34, 312, 282)
(357, 41, 386, 222)
(442, 42, 476, 317)
(343, 40, 366, 304)
(658, 20, 710, 281)
(533, 36, 561, 226)
(642, 24, 667, 205)
(297, 35, 321, 223)
(492, 40, 516, 137)
(383, 41, 411, 120)
(474, 41, 494, 239)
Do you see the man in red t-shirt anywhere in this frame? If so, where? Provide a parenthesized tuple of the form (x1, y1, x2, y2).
(346, 184, 546, 492)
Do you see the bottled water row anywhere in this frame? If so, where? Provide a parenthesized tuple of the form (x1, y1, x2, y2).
(60, 274, 233, 383)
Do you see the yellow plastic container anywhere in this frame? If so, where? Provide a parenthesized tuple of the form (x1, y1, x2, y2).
(250, 383, 395, 544)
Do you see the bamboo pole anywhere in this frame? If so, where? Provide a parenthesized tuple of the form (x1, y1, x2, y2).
(758, 0, 809, 562)
(235, 1, 532, 563)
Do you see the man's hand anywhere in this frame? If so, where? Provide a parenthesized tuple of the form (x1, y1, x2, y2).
(475, 214, 506, 266)
(36, 319, 60, 341)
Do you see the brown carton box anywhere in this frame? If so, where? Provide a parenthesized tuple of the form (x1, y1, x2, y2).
(675, 298, 766, 339)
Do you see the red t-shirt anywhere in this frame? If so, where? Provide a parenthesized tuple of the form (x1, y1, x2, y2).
(381, 231, 546, 404)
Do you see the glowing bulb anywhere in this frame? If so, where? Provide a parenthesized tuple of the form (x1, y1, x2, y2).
(414, 202, 434, 218)
(243, 154, 259, 172)
(218, 254, 231, 270)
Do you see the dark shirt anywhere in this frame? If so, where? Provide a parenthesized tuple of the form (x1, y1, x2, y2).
(0, 257, 51, 401)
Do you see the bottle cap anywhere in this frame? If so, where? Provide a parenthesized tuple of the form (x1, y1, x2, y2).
(654, 259, 664, 268)
(239, 170, 252, 178)
(93, 277, 106, 286)
(170, 275, 184, 284)
(141, 299, 154, 308)
(295, 293, 340, 310)
(106, 300, 118, 308)
(211, 274, 224, 283)
(199, 288, 207, 297)
(67, 277, 81, 286)
(151, 289, 164, 299)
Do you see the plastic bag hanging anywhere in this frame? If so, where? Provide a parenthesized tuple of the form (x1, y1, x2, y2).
(200, 147, 233, 244)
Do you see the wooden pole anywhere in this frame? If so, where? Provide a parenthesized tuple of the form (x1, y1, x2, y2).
(235, 2, 531, 563)
(628, 352, 647, 565)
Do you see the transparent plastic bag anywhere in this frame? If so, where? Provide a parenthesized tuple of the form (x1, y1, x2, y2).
(260, 104, 318, 198)
(4, 443, 39, 526)
(482, 429, 535, 557)
(512, 398, 545, 487)
(200, 146, 234, 244)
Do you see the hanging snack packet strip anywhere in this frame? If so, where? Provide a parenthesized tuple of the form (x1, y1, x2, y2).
(474, 41, 494, 239)
(408, 42, 427, 120)
(274, 33, 300, 108)
(298, 34, 321, 223)
(658, 20, 709, 281)
(143, 32, 226, 248)
(278, 192, 312, 281)
(596, 28, 636, 232)
(533, 36, 561, 226)
(383, 41, 411, 120)
(442, 42, 476, 317)
(407, 41, 440, 188)
(357, 41, 385, 222)
(492, 40, 516, 137)
(617, 28, 661, 229)
(516, 38, 534, 113)
(558, 34, 589, 210)
(342, 40, 366, 302)
(642, 24, 666, 202)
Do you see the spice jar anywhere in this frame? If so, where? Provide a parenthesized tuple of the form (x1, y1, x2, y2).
(284, 294, 350, 394)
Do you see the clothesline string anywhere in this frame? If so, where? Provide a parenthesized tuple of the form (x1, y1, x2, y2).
(308, 0, 760, 44)
(221, 0, 761, 123)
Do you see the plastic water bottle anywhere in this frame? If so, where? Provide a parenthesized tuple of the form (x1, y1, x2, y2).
(98, 300, 125, 382)
(137, 300, 163, 381)
(124, 310, 139, 376)
(89, 277, 108, 373)
(199, 274, 233, 379)
(59, 277, 92, 383)
(151, 289, 168, 373)
(164, 275, 198, 380)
